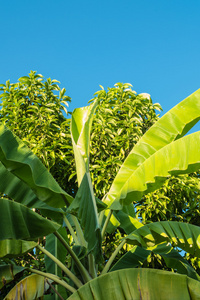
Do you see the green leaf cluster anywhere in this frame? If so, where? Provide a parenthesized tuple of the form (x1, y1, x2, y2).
(89, 83, 162, 198)
(137, 174, 200, 225)
(0, 71, 73, 194)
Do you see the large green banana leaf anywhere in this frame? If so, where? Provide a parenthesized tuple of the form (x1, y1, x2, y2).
(110, 244, 200, 280)
(68, 174, 102, 259)
(114, 210, 143, 234)
(39, 206, 65, 224)
(0, 199, 60, 240)
(161, 248, 200, 280)
(105, 89, 200, 209)
(4, 274, 50, 300)
(0, 162, 39, 207)
(106, 131, 200, 209)
(71, 102, 98, 181)
(0, 124, 73, 208)
(68, 268, 200, 300)
(126, 221, 200, 256)
(0, 164, 65, 224)
(0, 264, 24, 289)
(110, 245, 150, 271)
(101, 204, 136, 235)
(100, 209, 120, 234)
(0, 162, 66, 223)
(0, 240, 37, 258)
(68, 102, 102, 260)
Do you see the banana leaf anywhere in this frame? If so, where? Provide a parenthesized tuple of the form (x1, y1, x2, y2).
(126, 221, 200, 257)
(0, 162, 66, 225)
(110, 245, 150, 271)
(0, 199, 60, 241)
(4, 274, 50, 300)
(0, 124, 73, 208)
(0, 162, 66, 223)
(106, 131, 200, 209)
(111, 244, 200, 281)
(68, 174, 102, 259)
(71, 103, 98, 180)
(0, 162, 39, 207)
(68, 268, 200, 300)
(0, 264, 24, 289)
(0, 240, 37, 258)
(114, 210, 143, 234)
(105, 89, 200, 209)
(68, 102, 102, 260)
(161, 249, 200, 281)
(101, 204, 136, 234)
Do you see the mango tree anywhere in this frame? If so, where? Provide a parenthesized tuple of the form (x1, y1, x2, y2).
(0, 71, 72, 195)
(1, 90, 200, 299)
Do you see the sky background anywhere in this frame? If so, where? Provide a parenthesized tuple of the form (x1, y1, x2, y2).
(0, 0, 200, 130)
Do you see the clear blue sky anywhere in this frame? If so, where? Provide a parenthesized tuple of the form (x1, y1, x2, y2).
(1, 0, 200, 130)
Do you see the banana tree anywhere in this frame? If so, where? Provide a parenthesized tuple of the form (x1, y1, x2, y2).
(1, 89, 200, 299)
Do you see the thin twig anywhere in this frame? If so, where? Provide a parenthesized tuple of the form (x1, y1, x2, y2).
(28, 252, 38, 261)
(46, 279, 65, 300)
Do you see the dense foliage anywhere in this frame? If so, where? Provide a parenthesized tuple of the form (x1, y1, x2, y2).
(89, 83, 162, 199)
(138, 173, 200, 224)
(1, 73, 200, 299)
(0, 71, 73, 194)
(1, 74, 199, 228)
(88, 83, 200, 228)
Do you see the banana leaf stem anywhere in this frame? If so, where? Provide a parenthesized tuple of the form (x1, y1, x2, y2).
(71, 215, 87, 247)
(101, 209, 113, 240)
(63, 215, 79, 245)
(37, 244, 83, 289)
(98, 210, 105, 227)
(61, 194, 70, 207)
(88, 253, 97, 278)
(101, 239, 126, 275)
(54, 231, 92, 283)
(27, 267, 76, 294)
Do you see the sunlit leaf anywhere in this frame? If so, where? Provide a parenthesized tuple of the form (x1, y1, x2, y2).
(105, 89, 200, 209)
(4, 274, 50, 299)
(68, 268, 200, 300)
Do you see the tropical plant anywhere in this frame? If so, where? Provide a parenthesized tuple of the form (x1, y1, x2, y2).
(0, 72, 74, 297)
(86, 83, 200, 268)
(1, 89, 200, 299)
(68, 83, 162, 199)
(88, 83, 200, 229)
